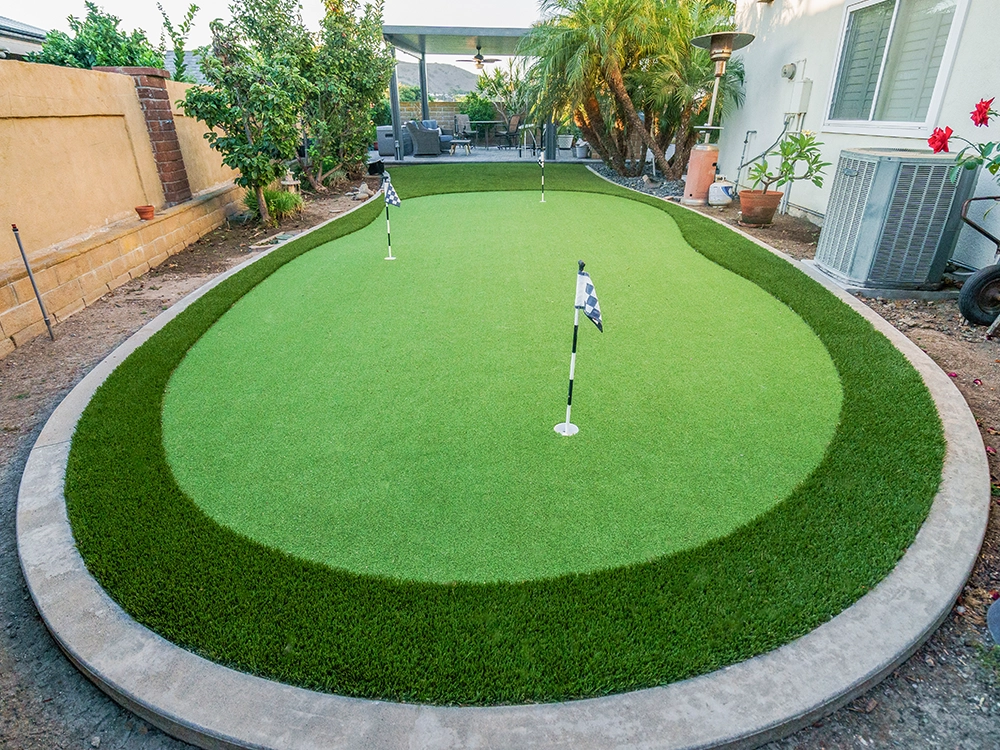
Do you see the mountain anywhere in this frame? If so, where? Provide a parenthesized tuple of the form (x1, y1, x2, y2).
(395, 62, 480, 100)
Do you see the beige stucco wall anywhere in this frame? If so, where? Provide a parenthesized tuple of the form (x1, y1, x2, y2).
(166, 79, 240, 194)
(717, 0, 999, 267)
(0, 60, 165, 270)
(0, 60, 243, 356)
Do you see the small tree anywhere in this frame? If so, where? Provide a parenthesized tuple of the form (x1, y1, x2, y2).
(182, 0, 312, 224)
(399, 85, 422, 102)
(29, 2, 164, 69)
(476, 60, 527, 126)
(298, 0, 394, 188)
(158, 3, 199, 83)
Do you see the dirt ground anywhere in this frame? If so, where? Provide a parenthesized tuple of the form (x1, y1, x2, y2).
(1, 188, 998, 749)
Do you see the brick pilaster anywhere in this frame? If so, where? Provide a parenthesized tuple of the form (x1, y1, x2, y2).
(95, 66, 193, 207)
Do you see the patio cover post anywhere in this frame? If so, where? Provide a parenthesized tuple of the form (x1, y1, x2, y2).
(419, 46, 430, 122)
(544, 119, 556, 161)
(389, 60, 404, 161)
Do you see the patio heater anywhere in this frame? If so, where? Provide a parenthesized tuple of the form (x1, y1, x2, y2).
(681, 31, 754, 206)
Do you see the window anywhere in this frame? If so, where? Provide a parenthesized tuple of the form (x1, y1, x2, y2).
(828, 0, 963, 129)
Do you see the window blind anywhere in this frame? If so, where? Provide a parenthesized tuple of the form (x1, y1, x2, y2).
(829, 0, 893, 121)
(874, 0, 956, 121)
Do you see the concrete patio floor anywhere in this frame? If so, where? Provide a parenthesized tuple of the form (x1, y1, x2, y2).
(371, 146, 603, 166)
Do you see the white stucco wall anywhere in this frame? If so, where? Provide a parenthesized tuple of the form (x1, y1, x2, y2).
(717, 0, 1000, 268)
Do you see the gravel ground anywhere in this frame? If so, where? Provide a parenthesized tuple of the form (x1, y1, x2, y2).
(592, 163, 685, 198)
(1, 183, 999, 749)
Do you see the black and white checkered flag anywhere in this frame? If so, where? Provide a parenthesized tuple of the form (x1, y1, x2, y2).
(575, 270, 603, 332)
(538, 153, 544, 167)
(383, 175, 401, 207)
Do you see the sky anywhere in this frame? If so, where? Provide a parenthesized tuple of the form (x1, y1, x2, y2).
(13, 0, 544, 73)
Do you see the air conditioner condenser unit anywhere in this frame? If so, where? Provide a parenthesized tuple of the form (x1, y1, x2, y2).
(814, 148, 977, 290)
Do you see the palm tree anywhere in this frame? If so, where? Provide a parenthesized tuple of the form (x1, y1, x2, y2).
(643, 0, 744, 179)
(521, 0, 744, 179)
(520, 0, 653, 175)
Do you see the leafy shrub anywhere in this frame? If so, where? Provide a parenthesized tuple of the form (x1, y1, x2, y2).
(371, 98, 392, 127)
(459, 91, 498, 122)
(30, 2, 164, 69)
(459, 92, 499, 136)
(243, 188, 303, 222)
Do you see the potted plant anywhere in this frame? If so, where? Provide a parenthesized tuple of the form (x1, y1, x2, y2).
(557, 124, 575, 150)
(742, 132, 830, 226)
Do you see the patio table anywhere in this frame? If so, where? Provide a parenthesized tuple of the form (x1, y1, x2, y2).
(470, 120, 503, 148)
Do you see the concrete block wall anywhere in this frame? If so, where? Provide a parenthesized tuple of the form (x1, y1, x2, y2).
(399, 101, 468, 132)
(0, 186, 243, 357)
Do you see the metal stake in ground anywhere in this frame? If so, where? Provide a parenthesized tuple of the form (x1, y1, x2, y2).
(383, 173, 402, 261)
(11, 224, 55, 341)
(538, 153, 545, 203)
(555, 260, 603, 436)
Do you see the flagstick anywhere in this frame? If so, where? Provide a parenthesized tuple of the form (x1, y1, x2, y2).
(541, 162, 545, 203)
(555, 306, 580, 436)
(384, 204, 395, 261)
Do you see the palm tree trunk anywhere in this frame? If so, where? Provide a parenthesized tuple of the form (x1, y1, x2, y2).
(605, 62, 670, 175)
(581, 98, 627, 174)
(665, 108, 696, 181)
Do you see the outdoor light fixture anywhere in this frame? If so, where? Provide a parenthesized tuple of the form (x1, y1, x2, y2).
(682, 30, 755, 206)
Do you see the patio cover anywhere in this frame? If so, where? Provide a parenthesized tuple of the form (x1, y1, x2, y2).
(381, 26, 533, 160)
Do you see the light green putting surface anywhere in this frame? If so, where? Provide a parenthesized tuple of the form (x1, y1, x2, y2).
(162, 190, 842, 583)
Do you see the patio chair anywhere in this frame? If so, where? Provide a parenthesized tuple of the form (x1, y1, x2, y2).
(495, 115, 521, 150)
(405, 121, 443, 157)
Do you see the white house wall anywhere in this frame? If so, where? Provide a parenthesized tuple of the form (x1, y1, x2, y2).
(718, 0, 1000, 269)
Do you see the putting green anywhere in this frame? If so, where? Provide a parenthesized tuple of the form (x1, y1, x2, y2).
(162, 190, 842, 583)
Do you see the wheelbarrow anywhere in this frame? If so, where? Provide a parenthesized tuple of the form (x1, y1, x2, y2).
(957, 196, 1000, 336)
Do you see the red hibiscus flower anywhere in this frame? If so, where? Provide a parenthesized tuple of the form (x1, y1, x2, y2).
(927, 126, 952, 153)
(972, 98, 995, 127)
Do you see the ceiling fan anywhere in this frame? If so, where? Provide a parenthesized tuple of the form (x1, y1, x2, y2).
(457, 45, 501, 70)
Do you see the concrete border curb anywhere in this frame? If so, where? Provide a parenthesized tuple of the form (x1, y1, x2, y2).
(17, 177, 990, 749)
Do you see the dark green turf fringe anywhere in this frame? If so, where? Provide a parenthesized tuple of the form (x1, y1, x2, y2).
(65, 164, 944, 704)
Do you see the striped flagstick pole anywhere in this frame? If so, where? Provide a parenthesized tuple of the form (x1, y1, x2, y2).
(555, 260, 586, 436)
(539, 153, 545, 203)
(385, 203, 395, 261)
(382, 173, 400, 261)
(554, 305, 581, 436)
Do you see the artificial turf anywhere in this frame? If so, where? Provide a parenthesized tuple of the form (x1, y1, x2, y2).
(161, 190, 842, 583)
(64, 163, 944, 704)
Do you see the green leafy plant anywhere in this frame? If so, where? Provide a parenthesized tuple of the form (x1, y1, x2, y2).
(298, 0, 393, 188)
(747, 131, 831, 194)
(158, 3, 199, 83)
(29, 2, 164, 69)
(929, 97, 1000, 185)
(459, 91, 499, 136)
(243, 188, 303, 221)
(371, 98, 392, 127)
(476, 59, 527, 126)
(398, 84, 422, 102)
(520, 0, 744, 178)
(181, 0, 312, 225)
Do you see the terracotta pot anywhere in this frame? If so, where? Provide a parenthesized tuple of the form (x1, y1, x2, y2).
(135, 205, 155, 221)
(738, 190, 783, 226)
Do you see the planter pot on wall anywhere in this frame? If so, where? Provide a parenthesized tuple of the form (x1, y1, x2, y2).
(557, 134, 574, 149)
(135, 205, 155, 221)
(738, 190, 783, 226)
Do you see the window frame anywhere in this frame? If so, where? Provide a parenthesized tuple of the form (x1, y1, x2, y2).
(822, 0, 971, 138)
